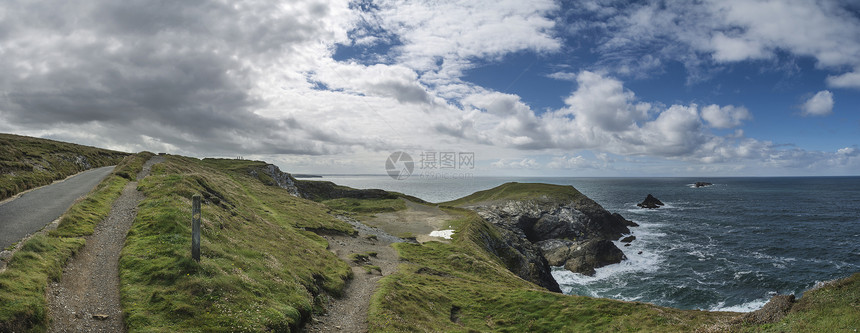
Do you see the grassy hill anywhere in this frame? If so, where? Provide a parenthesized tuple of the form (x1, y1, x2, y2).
(119, 156, 354, 331)
(442, 182, 588, 207)
(0, 133, 128, 201)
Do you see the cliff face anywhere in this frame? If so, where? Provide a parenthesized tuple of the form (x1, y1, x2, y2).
(468, 199, 633, 242)
(247, 164, 302, 197)
(452, 183, 637, 282)
(468, 215, 562, 292)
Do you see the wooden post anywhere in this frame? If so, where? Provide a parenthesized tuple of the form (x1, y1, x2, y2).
(192, 194, 201, 262)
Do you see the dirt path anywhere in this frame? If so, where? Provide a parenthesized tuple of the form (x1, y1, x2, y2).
(302, 216, 408, 333)
(366, 199, 459, 243)
(46, 156, 163, 333)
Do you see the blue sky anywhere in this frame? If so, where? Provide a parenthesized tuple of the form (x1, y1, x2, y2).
(0, 0, 859, 176)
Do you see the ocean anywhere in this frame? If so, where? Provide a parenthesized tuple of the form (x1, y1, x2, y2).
(321, 175, 860, 312)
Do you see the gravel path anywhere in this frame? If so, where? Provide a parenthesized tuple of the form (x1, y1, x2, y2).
(46, 156, 163, 333)
(302, 216, 408, 333)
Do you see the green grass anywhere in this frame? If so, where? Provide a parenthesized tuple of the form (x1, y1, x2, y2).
(322, 197, 407, 215)
(119, 155, 354, 331)
(0, 133, 129, 201)
(442, 182, 588, 207)
(362, 265, 382, 274)
(742, 273, 860, 332)
(368, 209, 740, 332)
(0, 153, 151, 332)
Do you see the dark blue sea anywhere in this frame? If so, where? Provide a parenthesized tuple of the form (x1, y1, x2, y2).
(322, 175, 860, 312)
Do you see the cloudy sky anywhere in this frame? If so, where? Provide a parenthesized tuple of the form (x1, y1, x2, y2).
(2, 0, 859, 176)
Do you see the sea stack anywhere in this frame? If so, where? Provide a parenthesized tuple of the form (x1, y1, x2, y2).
(637, 194, 664, 209)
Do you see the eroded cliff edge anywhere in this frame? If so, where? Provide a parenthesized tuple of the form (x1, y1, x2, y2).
(444, 182, 638, 291)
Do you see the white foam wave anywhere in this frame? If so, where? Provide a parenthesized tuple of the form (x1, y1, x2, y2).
(429, 229, 454, 239)
(708, 298, 768, 313)
(552, 244, 664, 287)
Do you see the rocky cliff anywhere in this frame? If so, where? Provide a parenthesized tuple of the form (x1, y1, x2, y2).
(448, 182, 637, 285)
(247, 163, 303, 197)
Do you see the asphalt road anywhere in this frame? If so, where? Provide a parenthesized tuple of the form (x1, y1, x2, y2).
(0, 166, 115, 249)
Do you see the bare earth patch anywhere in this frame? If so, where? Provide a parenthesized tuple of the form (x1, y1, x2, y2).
(46, 156, 163, 333)
(366, 199, 459, 243)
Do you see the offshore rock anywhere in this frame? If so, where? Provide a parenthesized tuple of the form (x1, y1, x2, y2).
(637, 194, 664, 209)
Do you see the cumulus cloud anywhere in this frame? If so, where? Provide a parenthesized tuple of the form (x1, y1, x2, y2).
(801, 90, 835, 117)
(827, 69, 860, 89)
(701, 105, 752, 128)
(347, 0, 560, 80)
(560, 71, 650, 132)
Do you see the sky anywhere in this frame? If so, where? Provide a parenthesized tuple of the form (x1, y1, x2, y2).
(1, 0, 859, 177)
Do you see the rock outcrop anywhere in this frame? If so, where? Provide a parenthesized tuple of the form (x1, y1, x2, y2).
(248, 164, 302, 197)
(456, 183, 636, 278)
(694, 182, 713, 188)
(468, 199, 633, 243)
(537, 238, 626, 275)
(637, 194, 664, 209)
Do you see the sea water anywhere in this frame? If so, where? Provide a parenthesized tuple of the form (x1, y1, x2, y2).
(322, 175, 860, 312)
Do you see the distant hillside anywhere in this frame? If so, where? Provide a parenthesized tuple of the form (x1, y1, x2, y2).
(443, 182, 589, 206)
(0, 133, 128, 200)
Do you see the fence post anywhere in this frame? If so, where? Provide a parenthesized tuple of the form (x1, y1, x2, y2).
(192, 194, 201, 262)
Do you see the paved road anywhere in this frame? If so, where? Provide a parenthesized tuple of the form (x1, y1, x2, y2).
(0, 166, 115, 249)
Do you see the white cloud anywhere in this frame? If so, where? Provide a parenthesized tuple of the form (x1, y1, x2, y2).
(571, 0, 860, 84)
(701, 105, 752, 128)
(547, 155, 601, 169)
(353, 0, 560, 79)
(709, 32, 769, 62)
(827, 69, 860, 89)
(560, 71, 650, 132)
(801, 90, 835, 117)
(837, 147, 859, 156)
(491, 158, 540, 169)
